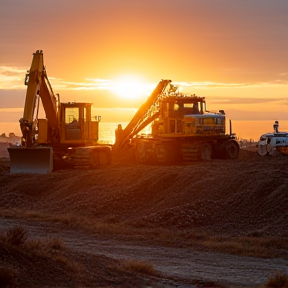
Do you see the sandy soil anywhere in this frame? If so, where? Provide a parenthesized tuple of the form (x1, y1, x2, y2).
(0, 144, 288, 287)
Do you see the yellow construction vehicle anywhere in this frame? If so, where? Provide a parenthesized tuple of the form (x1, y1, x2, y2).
(115, 79, 239, 163)
(8, 50, 111, 173)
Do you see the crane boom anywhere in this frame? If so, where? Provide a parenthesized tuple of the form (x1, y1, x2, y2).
(114, 79, 171, 149)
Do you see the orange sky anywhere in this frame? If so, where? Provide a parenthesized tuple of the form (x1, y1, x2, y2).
(0, 0, 287, 139)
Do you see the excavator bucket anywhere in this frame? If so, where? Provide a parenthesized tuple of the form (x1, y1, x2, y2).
(8, 146, 53, 174)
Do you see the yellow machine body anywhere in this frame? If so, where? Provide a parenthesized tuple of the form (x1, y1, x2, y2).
(115, 80, 239, 164)
(8, 50, 111, 174)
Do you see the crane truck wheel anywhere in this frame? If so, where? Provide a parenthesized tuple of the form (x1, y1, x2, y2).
(154, 143, 167, 163)
(135, 141, 148, 163)
(154, 141, 180, 164)
(223, 140, 239, 159)
(199, 143, 212, 160)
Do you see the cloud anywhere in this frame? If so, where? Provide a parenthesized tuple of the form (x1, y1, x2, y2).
(174, 80, 288, 89)
(44, 79, 288, 95)
(92, 107, 137, 112)
(0, 69, 154, 96)
(209, 97, 288, 105)
(1, 65, 287, 98)
(0, 66, 26, 75)
(47, 78, 112, 90)
(0, 66, 27, 89)
(0, 108, 23, 112)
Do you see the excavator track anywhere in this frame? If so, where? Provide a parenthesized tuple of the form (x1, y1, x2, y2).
(64, 146, 112, 167)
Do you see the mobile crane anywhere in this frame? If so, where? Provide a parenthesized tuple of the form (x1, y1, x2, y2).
(8, 50, 111, 173)
(115, 79, 239, 163)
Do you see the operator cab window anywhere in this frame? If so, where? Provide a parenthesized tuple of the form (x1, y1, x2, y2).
(183, 102, 201, 114)
(65, 107, 81, 140)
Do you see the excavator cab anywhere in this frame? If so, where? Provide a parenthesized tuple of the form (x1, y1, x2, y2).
(36, 102, 100, 145)
(60, 102, 99, 144)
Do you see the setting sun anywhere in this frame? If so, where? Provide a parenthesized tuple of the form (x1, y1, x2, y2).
(111, 75, 148, 100)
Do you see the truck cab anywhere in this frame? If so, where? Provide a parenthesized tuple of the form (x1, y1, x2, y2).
(153, 96, 226, 137)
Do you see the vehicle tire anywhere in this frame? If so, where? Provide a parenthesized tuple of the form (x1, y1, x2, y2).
(199, 143, 212, 160)
(154, 143, 167, 163)
(135, 141, 147, 163)
(224, 140, 239, 159)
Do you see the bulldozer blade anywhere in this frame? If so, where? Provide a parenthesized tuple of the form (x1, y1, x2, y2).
(8, 146, 53, 174)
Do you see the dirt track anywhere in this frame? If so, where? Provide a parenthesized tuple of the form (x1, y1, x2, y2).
(1, 218, 288, 287)
(1, 145, 288, 287)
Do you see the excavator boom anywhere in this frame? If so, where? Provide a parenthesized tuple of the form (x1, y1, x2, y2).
(8, 50, 111, 173)
(8, 50, 57, 173)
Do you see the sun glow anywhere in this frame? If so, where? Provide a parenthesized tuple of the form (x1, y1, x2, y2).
(111, 75, 148, 100)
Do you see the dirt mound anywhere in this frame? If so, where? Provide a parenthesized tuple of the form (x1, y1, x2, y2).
(1, 148, 288, 237)
(1, 147, 288, 287)
(0, 142, 9, 158)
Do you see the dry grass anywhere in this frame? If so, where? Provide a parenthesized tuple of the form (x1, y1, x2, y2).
(0, 226, 159, 287)
(45, 237, 66, 252)
(1, 225, 66, 255)
(1, 209, 288, 261)
(24, 237, 66, 258)
(0, 208, 129, 235)
(0, 226, 83, 287)
(4, 225, 27, 246)
(122, 259, 157, 276)
(1, 226, 73, 265)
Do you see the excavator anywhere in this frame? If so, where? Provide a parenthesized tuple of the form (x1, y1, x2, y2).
(8, 50, 112, 173)
(115, 79, 239, 163)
